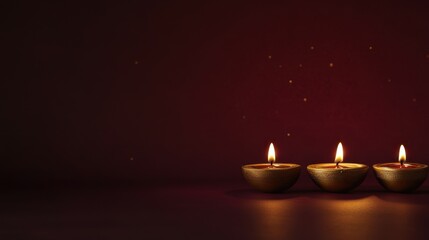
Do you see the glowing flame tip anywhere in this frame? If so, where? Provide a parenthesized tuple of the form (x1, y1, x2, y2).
(335, 142, 343, 163)
(268, 143, 276, 163)
(399, 145, 406, 163)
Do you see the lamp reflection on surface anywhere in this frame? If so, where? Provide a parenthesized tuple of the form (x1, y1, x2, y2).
(6, 184, 428, 239)
(317, 196, 378, 239)
(248, 199, 296, 239)
(242, 193, 422, 240)
(318, 195, 417, 240)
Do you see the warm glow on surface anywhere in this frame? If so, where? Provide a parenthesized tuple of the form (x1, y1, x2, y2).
(335, 142, 343, 163)
(268, 143, 276, 163)
(399, 145, 406, 163)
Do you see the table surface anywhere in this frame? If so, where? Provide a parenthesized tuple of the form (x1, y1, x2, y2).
(2, 182, 429, 240)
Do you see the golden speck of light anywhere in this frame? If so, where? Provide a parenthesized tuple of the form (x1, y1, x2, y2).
(412, 98, 417, 102)
(310, 46, 315, 50)
(134, 61, 139, 65)
(242, 115, 247, 119)
(279, 65, 283, 68)
(268, 55, 272, 59)
(130, 157, 134, 161)
(299, 64, 303, 67)
(329, 63, 334, 67)
(286, 133, 291, 137)
(369, 46, 373, 50)
(303, 97, 308, 102)
(387, 78, 392, 83)
(288, 80, 293, 84)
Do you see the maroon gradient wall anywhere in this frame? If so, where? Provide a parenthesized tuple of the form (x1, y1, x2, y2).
(4, 1, 429, 185)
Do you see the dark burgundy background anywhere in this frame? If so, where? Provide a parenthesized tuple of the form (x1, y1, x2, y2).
(4, 2, 429, 239)
(4, 0, 429, 186)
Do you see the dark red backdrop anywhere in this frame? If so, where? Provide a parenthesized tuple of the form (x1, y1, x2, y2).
(4, 1, 429, 185)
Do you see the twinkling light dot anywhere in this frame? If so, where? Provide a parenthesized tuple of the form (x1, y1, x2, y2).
(134, 61, 139, 65)
(268, 55, 272, 59)
(130, 157, 134, 161)
(426, 54, 429, 58)
(242, 115, 247, 119)
(387, 78, 392, 83)
(288, 80, 293, 84)
(286, 133, 291, 137)
(303, 97, 308, 102)
(299, 64, 303, 67)
(279, 64, 283, 68)
(329, 63, 334, 67)
(412, 98, 417, 102)
(369, 46, 373, 50)
(310, 46, 315, 50)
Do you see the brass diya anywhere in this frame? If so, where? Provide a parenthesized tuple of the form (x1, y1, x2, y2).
(307, 163, 368, 192)
(373, 145, 428, 192)
(242, 163, 301, 193)
(242, 143, 301, 193)
(307, 142, 368, 192)
(373, 163, 428, 192)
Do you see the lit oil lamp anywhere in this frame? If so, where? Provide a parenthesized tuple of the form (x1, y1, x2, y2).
(307, 142, 368, 192)
(373, 145, 428, 192)
(242, 143, 301, 193)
